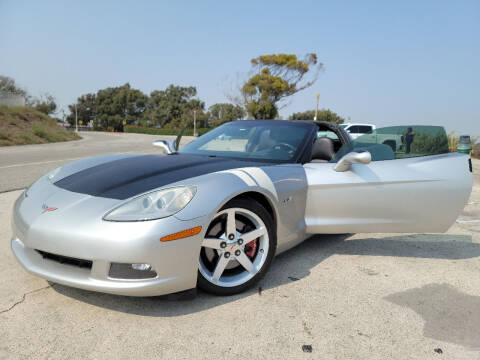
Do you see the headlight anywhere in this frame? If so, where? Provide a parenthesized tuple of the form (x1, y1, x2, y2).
(103, 186, 197, 222)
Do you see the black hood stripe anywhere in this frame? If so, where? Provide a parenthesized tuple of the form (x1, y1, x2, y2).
(54, 154, 270, 200)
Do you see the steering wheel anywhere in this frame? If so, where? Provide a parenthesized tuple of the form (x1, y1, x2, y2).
(273, 143, 296, 154)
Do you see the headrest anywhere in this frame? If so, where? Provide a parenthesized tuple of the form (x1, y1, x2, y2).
(311, 137, 335, 162)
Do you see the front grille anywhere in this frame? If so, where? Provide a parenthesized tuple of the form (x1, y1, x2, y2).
(36, 250, 92, 269)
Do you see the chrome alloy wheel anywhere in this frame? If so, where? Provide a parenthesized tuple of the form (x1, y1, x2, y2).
(199, 207, 269, 288)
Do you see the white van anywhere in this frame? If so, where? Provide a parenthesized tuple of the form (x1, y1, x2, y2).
(340, 123, 376, 139)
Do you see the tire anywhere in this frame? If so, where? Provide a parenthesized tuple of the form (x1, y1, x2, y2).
(383, 140, 396, 152)
(197, 198, 277, 295)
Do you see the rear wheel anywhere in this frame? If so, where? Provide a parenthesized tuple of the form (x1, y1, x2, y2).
(383, 139, 396, 152)
(197, 198, 276, 295)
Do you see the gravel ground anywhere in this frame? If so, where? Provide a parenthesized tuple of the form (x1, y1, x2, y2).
(0, 136, 479, 359)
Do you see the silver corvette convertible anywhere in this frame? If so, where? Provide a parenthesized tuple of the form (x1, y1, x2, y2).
(11, 120, 472, 296)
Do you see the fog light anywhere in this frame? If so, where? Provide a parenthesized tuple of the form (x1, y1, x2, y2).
(131, 263, 152, 271)
(109, 263, 157, 279)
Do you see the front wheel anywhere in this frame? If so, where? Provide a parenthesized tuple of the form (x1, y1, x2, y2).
(197, 198, 276, 295)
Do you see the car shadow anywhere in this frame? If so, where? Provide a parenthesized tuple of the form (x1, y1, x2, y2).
(51, 233, 479, 317)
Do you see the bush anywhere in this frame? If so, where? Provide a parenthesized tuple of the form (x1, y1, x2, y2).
(124, 125, 210, 136)
(410, 131, 449, 155)
(32, 126, 49, 140)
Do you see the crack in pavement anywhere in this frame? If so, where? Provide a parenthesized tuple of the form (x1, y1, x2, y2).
(0, 285, 51, 314)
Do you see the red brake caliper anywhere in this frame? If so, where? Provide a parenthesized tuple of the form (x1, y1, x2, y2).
(245, 239, 258, 258)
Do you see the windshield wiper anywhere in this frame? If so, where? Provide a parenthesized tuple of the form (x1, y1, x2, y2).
(174, 125, 187, 151)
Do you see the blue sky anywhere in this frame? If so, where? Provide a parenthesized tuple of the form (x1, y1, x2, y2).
(1, 0, 479, 134)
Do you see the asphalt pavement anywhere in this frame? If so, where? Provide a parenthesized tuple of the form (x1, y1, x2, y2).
(0, 133, 479, 359)
(0, 131, 194, 193)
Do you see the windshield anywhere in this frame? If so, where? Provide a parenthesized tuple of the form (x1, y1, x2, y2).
(179, 121, 311, 162)
(339, 124, 347, 129)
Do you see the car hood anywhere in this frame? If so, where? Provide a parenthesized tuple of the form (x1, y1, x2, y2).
(54, 153, 269, 200)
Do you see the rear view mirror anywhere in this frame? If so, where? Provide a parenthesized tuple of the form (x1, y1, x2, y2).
(152, 139, 176, 154)
(334, 151, 371, 172)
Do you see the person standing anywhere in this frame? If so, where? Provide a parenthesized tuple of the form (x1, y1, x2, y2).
(405, 127, 416, 154)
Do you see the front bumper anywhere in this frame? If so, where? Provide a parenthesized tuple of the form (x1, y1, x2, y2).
(11, 189, 208, 297)
(12, 238, 188, 296)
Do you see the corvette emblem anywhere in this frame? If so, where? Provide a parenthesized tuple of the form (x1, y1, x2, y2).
(42, 204, 57, 213)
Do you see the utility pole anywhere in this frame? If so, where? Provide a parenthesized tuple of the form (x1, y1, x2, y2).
(75, 103, 78, 132)
(193, 110, 197, 137)
(314, 93, 320, 121)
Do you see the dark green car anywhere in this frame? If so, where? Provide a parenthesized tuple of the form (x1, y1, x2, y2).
(458, 135, 472, 154)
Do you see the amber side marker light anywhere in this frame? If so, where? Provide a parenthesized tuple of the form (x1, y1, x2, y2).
(160, 226, 202, 242)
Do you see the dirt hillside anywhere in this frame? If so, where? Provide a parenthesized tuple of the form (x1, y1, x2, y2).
(0, 106, 80, 146)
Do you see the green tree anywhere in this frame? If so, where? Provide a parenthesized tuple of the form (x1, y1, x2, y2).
(289, 109, 344, 124)
(145, 85, 204, 129)
(0, 75, 27, 97)
(33, 93, 57, 115)
(181, 99, 207, 129)
(95, 84, 147, 131)
(241, 54, 322, 119)
(68, 84, 147, 131)
(67, 84, 206, 132)
(1, 75, 61, 110)
(208, 103, 245, 126)
(66, 93, 97, 127)
(0, 75, 37, 105)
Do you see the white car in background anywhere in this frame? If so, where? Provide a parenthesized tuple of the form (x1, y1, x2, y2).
(340, 123, 376, 139)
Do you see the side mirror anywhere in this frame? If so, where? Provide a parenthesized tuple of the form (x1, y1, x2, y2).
(334, 151, 371, 172)
(152, 139, 177, 154)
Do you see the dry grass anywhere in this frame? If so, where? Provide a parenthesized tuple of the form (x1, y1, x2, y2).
(448, 132, 458, 152)
(473, 143, 480, 159)
(0, 106, 80, 146)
